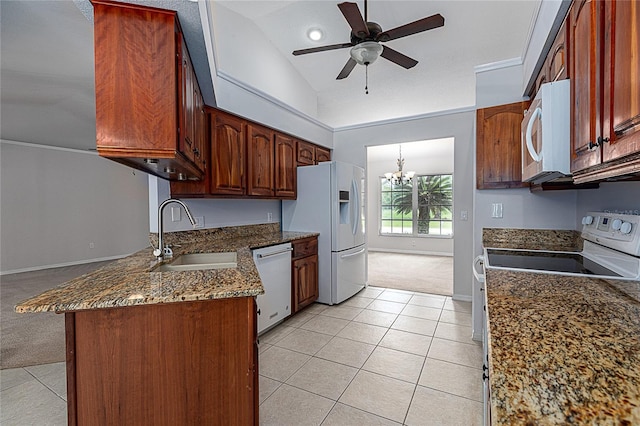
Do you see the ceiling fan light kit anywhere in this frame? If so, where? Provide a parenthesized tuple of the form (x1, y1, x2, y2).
(350, 41, 382, 65)
(292, 0, 444, 83)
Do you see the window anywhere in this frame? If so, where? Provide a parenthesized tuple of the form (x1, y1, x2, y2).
(380, 174, 453, 237)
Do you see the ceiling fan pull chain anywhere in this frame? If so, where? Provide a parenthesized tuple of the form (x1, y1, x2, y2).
(365, 64, 369, 94)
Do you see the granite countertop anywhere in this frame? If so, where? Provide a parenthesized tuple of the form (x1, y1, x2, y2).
(483, 228, 640, 424)
(15, 224, 318, 314)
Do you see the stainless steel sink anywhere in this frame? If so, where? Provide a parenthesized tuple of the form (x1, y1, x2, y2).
(154, 252, 237, 272)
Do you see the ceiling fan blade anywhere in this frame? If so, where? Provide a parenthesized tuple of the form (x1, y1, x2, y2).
(293, 43, 353, 56)
(380, 46, 418, 69)
(336, 58, 357, 80)
(338, 2, 369, 38)
(376, 14, 444, 42)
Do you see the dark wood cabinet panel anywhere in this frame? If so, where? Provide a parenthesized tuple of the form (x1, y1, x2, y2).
(291, 237, 319, 314)
(315, 146, 332, 163)
(247, 124, 275, 197)
(570, 0, 640, 183)
(549, 20, 568, 82)
(476, 102, 528, 189)
(601, 0, 640, 164)
(570, 0, 602, 173)
(66, 298, 258, 425)
(293, 254, 319, 313)
(92, 0, 203, 181)
(211, 112, 246, 195)
(274, 133, 297, 199)
(297, 141, 316, 166)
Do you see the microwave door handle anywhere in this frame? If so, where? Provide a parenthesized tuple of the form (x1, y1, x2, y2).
(525, 107, 543, 162)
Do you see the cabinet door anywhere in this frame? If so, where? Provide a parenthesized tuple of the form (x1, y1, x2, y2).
(315, 147, 331, 164)
(211, 112, 246, 195)
(476, 102, 528, 189)
(297, 141, 315, 166)
(179, 34, 197, 166)
(193, 82, 206, 172)
(247, 124, 275, 197)
(293, 254, 319, 312)
(570, 0, 603, 173)
(602, 0, 640, 163)
(274, 133, 297, 199)
(549, 20, 568, 82)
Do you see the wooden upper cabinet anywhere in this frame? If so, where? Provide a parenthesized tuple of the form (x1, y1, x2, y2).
(570, 0, 602, 173)
(601, 0, 640, 164)
(211, 111, 246, 195)
(179, 35, 206, 173)
(92, 0, 203, 181)
(315, 147, 332, 163)
(476, 102, 528, 189)
(274, 133, 297, 199)
(569, 0, 640, 182)
(297, 141, 316, 166)
(247, 124, 275, 197)
(549, 20, 568, 83)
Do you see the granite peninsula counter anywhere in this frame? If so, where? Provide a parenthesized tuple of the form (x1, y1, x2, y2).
(16, 223, 318, 313)
(482, 228, 640, 425)
(15, 223, 318, 425)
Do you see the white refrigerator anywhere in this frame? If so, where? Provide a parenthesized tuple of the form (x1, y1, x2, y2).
(282, 161, 366, 305)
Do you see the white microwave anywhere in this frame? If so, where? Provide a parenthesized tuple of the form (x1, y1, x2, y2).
(521, 79, 571, 184)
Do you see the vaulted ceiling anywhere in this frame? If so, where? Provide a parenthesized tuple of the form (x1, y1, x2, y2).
(0, 0, 540, 150)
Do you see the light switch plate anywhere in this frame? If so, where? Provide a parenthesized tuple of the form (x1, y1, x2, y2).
(194, 217, 204, 228)
(171, 207, 181, 222)
(491, 203, 503, 218)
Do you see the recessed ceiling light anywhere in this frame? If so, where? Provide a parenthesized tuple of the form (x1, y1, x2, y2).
(307, 28, 323, 41)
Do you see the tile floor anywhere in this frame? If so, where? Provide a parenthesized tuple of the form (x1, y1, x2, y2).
(0, 286, 483, 425)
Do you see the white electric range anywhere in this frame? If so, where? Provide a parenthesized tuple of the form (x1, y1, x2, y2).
(483, 211, 640, 281)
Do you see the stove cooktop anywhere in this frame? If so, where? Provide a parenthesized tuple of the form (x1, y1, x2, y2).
(485, 249, 623, 277)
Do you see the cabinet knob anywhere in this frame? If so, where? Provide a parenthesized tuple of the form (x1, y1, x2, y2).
(588, 140, 599, 150)
(483, 373, 489, 381)
(597, 136, 610, 145)
(257, 309, 261, 315)
(193, 147, 200, 157)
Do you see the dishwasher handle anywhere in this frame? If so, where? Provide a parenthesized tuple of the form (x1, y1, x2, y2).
(257, 247, 293, 259)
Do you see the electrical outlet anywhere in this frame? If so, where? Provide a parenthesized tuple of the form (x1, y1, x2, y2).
(460, 210, 468, 221)
(267, 212, 273, 222)
(194, 217, 204, 228)
(89, 242, 95, 249)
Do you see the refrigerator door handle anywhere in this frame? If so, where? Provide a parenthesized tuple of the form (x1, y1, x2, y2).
(351, 179, 358, 236)
(340, 248, 366, 259)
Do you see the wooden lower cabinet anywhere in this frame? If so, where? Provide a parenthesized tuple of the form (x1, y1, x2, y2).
(291, 237, 319, 313)
(65, 297, 258, 425)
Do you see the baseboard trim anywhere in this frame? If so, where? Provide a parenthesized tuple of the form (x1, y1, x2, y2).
(0, 254, 133, 276)
(452, 294, 472, 302)
(368, 248, 453, 257)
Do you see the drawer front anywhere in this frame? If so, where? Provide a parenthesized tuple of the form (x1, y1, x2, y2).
(292, 237, 318, 259)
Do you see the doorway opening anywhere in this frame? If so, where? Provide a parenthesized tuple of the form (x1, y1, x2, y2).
(366, 139, 454, 296)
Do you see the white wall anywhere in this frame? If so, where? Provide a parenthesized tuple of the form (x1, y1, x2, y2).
(0, 141, 149, 274)
(366, 140, 454, 255)
(148, 176, 281, 233)
(333, 109, 475, 301)
(576, 182, 640, 220)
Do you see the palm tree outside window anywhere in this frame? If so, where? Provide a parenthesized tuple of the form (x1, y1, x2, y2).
(379, 174, 453, 236)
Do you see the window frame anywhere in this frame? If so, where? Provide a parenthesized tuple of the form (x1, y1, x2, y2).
(378, 173, 453, 238)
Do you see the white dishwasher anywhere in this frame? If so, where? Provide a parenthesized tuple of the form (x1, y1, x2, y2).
(253, 243, 292, 334)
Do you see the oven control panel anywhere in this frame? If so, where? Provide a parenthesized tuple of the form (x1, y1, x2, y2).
(581, 211, 640, 257)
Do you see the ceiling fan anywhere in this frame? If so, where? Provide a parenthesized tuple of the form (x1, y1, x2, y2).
(292, 0, 445, 81)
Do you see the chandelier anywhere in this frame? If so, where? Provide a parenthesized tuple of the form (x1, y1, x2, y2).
(384, 145, 415, 185)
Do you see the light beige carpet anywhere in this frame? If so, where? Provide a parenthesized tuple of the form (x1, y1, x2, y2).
(367, 251, 453, 296)
(1, 261, 113, 369)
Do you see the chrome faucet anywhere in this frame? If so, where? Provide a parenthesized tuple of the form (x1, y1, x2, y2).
(153, 198, 197, 261)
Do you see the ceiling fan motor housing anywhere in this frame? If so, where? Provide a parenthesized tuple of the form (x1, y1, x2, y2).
(350, 22, 383, 44)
